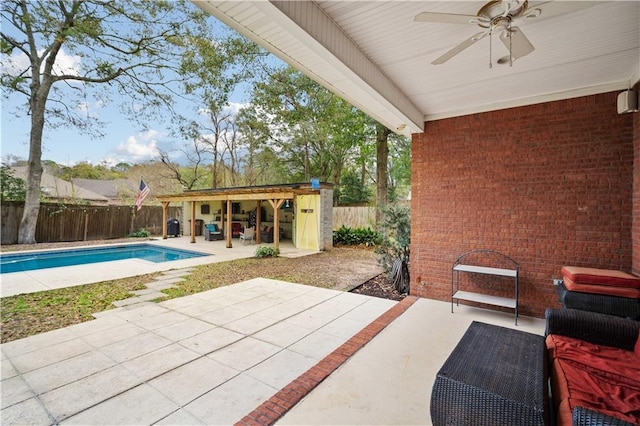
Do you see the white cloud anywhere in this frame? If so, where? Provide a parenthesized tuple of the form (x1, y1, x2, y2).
(115, 130, 161, 161)
(3, 48, 82, 77)
(226, 101, 247, 115)
(197, 101, 249, 120)
(51, 49, 82, 76)
(76, 100, 101, 119)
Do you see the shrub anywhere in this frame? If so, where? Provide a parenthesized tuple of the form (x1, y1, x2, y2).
(375, 205, 410, 294)
(332, 225, 381, 247)
(255, 246, 280, 258)
(128, 229, 150, 238)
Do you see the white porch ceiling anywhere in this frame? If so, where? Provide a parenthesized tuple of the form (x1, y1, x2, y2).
(193, 1, 640, 136)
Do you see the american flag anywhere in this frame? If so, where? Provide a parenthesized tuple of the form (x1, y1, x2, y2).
(135, 179, 151, 211)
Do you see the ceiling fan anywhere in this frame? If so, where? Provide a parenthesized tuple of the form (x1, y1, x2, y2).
(415, 0, 596, 66)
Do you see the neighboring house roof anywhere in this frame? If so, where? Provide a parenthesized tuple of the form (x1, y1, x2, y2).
(72, 178, 138, 199)
(10, 167, 109, 203)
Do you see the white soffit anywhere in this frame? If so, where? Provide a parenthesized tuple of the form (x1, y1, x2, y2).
(194, 1, 640, 130)
(194, 0, 424, 137)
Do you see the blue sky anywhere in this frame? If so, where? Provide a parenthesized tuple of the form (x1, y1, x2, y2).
(0, 7, 278, 169)
(0, 55, 253, 168)
(1, 82, 249, 167)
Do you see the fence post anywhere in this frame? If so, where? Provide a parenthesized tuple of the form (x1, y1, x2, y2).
(130, 207, 135, 234)
(84, 213, 89, 241)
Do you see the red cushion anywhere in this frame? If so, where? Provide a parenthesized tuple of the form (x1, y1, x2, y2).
(546, 334, 640, 425)
(635, 331, 640, 357)
(563, 276, 640, 298)
(561, 266, 640, 289)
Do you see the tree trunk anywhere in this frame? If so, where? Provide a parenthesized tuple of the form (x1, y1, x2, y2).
(376, 123, 390, 227)
(19, 85, 49, 244)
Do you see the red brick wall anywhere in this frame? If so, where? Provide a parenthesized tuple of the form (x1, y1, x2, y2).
(634, 106, 640, 276)
(410, 92, 635, 317)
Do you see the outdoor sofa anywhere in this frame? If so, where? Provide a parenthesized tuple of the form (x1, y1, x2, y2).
(431, 310, 640, 426)
(545, 308, 640, 426)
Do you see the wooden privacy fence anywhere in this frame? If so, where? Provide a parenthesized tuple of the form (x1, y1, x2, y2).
(332, 206, 376, 230)
(1, 202, 182, 244)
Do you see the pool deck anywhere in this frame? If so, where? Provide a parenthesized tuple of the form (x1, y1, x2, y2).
(0, 237, 315, 298)
(1, 238, 547, 425)
(1, 276, 545, 425)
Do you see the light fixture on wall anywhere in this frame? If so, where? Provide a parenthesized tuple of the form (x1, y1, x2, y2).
(617, 89, 638, 114)
(283, 200, 290, 209)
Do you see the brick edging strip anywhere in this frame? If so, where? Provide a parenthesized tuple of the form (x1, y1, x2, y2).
(235, 295, 419, 426)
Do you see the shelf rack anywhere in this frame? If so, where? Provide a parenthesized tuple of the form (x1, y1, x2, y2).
(451, 249, 519, 325)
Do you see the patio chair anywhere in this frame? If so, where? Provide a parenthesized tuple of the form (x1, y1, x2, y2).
(239, 226, 255, 245)
(204, 223, 223, 241)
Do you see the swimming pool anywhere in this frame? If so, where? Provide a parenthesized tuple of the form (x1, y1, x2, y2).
(0, 244, 210, 274)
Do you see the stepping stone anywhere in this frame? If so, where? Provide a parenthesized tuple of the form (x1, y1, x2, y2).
(153, 277, 185, 285)
(132, 288, 163, 296)
(92, 307, 128, 318)
(161, 268, 194, 276)
(113, 297, 144, 308)
(136, 292, 168, 301)
(147, 282, 177, 291)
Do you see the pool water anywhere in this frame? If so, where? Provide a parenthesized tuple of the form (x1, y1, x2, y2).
(0, 244, 209, 274)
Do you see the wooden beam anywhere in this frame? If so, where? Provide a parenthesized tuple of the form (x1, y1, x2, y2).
(156, 191, 298, 203)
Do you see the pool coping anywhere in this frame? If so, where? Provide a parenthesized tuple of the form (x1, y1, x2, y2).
(0, 242, 210, 274)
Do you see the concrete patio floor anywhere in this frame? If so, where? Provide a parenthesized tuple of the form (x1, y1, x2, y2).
(0, 237, 316, 298)
(1, 275, 545, 425)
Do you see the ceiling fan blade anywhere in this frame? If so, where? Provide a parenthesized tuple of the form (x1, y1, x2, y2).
(432, 31, 488, 65)
(414, 11, 482, 25)
(522, 1, 601, 21)
(499, 27, 534, 60)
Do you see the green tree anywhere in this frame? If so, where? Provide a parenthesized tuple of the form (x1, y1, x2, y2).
(1, 0, 211, 243)
(249, 66, 367, 185)
(388, 134, 412, 202)
(111, 162, 132, 175)
(172, 30, 266, 189)
(375, 123, 391, 225)
(338, 170, 370, 205)
(0, 166, 26, 201)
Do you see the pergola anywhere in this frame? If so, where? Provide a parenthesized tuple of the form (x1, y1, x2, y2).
(155, 182, 332, 249)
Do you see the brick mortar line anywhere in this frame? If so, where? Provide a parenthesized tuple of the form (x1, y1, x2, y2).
(235, 296, 419, 426)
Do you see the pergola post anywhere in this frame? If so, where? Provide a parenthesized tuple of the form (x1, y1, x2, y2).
(226, 200, 233, 248)
(161, 202, 169, 239)
(190, 201, 196, 243)
(256, 200, 262, 243)
(268, 199, 285, 251)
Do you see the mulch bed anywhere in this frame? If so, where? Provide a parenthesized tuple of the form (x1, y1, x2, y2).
(350, 273, 406, 301)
